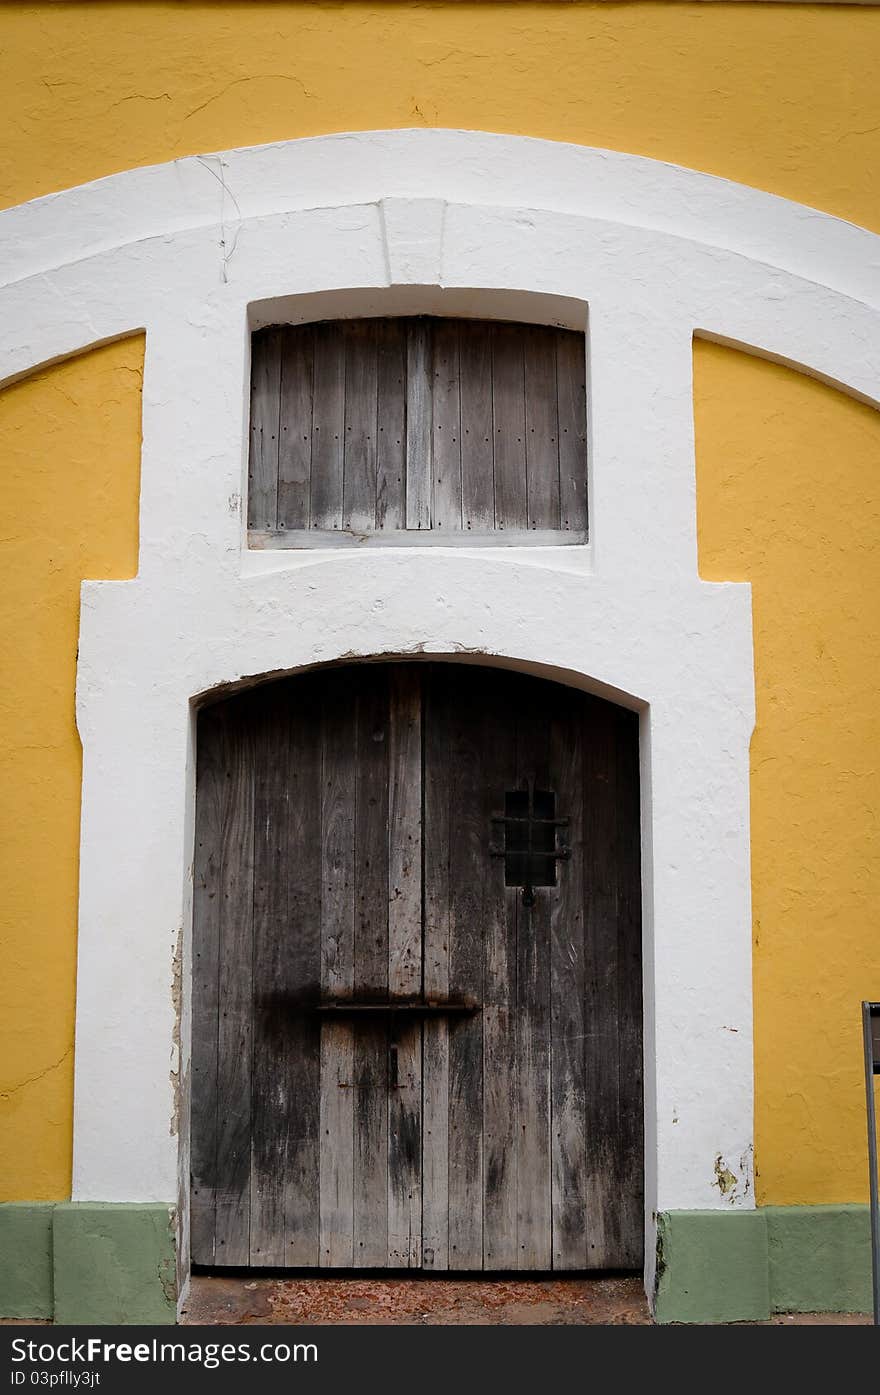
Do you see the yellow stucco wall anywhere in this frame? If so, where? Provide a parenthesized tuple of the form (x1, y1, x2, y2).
(0, 2, 878, 1205)
(0, 340, 143, 1199)
(694, 342, 880, 1204)
(3, 2, 880, 232)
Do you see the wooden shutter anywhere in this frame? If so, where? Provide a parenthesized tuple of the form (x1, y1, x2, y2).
(248, 318, 588, 546)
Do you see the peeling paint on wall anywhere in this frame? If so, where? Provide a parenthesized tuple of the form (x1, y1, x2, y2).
(714, 1155, 738, 1200)
(712, 1144, 755, 1206)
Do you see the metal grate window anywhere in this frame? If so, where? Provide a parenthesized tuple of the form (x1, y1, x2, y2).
(490, 783, 570, 905)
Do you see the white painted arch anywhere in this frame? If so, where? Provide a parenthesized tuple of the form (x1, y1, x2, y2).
(4, 129, 880, 1302)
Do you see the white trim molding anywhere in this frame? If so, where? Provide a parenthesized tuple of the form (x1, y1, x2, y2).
(3, 129, 878, 1300)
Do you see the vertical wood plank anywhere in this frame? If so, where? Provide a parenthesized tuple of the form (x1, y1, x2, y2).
(549, 692, 588, 1269)
(352, 668, 391, 1267)
(283, 679, 322, 1267)
(278, 325, 314, 530)
(513, 684, 553, 1270)
(480, 673, 519, 1270)
(582, 696, 622, 1268)
(443, 666, 486, 1270)
(421, 1031, 449, 1272)
(388, 665, 423, 1266)
(405, 320, 433, 529)
(354, 668, 391, 1000)
(343, 321, 379, 533)
(491, 323, 528, 530)
(213, 696, 255, 1266)
(524, 327, 561, 531)
(375, 320, 407, 531)
(422, 666, 450, 1270)
(556, 330, 588, 534)
(458, 322, 495, 533)
(319, 674, 357, 1267)
(249, 688, 290, 1265)
(353, 1021, 390, 1268)
(388, 667, 422, 998)
(321, 673, 358, 1004)
(614, 705, 644, 1267)
(248, 328, 281, 530)
(190, 705, 225, 1266)
(432, 320, 463, 532)
(310, 322, 346, 531)
(388, 1015, 422, 1267)
(319, 1024, 354, 1268)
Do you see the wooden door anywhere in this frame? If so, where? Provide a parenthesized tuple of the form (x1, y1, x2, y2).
(191, 663, 643, 1271)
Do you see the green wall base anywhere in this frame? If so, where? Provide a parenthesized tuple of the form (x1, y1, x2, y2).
(0, 1202, 176, 1324)
(764, 1204, 873, 1314)
(655, 1209, 770, 1323)
(2, 1199, 871, 1324)
(53, 1204, 177, 1325)
(0, 1204, 54, 1319)
(655, 1205, 873, 1323)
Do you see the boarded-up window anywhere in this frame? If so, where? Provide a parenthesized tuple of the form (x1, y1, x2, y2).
(248, 317, 588, 547)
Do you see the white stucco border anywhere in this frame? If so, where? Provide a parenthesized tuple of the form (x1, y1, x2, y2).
(4, 130, 880, 1302)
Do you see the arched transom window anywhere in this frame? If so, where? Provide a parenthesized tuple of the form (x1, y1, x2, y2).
(248, 317, 588, 547)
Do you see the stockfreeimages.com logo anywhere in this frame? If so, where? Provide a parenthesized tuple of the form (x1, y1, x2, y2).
(11, 1337, 318, 1375)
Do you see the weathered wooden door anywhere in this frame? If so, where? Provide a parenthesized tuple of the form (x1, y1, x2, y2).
(191, 663, 642, 1271)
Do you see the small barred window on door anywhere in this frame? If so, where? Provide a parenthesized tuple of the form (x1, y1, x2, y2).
(247, 316, 588, 548)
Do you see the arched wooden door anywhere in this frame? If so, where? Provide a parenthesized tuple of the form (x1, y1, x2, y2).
(191, 663, 643, 1271)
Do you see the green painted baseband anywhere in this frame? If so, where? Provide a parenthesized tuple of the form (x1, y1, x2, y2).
(655, 1210, 770, 1324)
(0, 1203, 54, 1319)
(53, 1203, 177, 1326)
(655, 1205, 873, 1323)
(0, 1201, 176, 1323)
(764, 1205, 873, 1314)
(1, 1199, 871, 1324)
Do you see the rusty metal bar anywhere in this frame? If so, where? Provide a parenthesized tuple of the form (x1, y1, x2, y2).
(314, 1001, 480, 1017)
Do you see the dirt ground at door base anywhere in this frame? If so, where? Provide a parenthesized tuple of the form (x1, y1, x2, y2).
(181, 1275, 872, 1326)
(183, 1274, 650, 1325)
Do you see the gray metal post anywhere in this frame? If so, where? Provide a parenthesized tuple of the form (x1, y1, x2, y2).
(863, 1001, 880, 1326)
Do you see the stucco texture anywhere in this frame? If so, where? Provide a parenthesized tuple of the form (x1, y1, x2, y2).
(695, 341, 880, 1204)
(0, 339, 142, 1199)
(0, 2, 879, 1208)
(3, 2, 880, 233)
